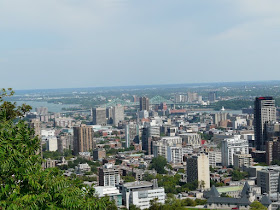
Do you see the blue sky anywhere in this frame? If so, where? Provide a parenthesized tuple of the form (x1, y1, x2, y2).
(1, 0, 280, 89)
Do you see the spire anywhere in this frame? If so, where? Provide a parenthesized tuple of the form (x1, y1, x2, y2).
(241, 181, 251, 197)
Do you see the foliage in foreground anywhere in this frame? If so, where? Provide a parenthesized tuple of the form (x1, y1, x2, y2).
(0, 89, 116, 209)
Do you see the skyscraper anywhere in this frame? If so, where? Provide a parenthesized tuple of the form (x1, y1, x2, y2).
(73, 125, 95, 155)
(93, 107, 107, 125)
(208, 91, 217, 102)
(112, 105, 124, 126)
(139, 97, 149, 111)
(125, 124, 130, 148)
(142, 126, 160, 155)
(186, 153, 210, 190)
(254, 97, 276, 150)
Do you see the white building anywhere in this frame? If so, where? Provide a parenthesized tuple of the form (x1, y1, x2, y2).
(41, 129, 55, 140)
(153, 136, 182, 163)
(119, 180, 165, 210)
(167, 146, 183, 164)
(75, 163, 91, 174)
(179, 133, 201, 146)
(221, 135, 249, 167)
(232, 117, 247, 130)
(208, 151, 222, 168)
(55, 117, 74, 127)
(46, 137, 58, 151)
(113, 105, 124, 126)
(98, 163, 121, 187)
(94, 186, 122, 207)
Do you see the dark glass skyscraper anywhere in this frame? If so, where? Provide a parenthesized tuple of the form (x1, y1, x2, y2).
(254, 97, 276, 150)
(139, 96, 149, 111)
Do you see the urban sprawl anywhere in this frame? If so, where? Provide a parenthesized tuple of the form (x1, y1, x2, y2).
(19, 83, 280, 209)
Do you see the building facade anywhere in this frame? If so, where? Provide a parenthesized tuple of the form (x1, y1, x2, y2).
(139, 97, 149, 111)
(221, 135, 249, 167)
(119, 180, 165, 209)
(254, 97, 276, 150)
(73, 125, 95, 155)
(93, 107, 107, 125)
(98, 163, 121, 187)
(186, 153, 210, 189)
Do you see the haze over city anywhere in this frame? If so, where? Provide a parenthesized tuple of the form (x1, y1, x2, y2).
(1, 0, 280, 89)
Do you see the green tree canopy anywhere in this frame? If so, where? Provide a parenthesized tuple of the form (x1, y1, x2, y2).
(0, 89, 116, 209)
(250, 201, 266, 210)
(149, 156, 168, 174)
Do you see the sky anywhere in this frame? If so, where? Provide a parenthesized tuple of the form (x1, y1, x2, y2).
(0, 0, 280, 90)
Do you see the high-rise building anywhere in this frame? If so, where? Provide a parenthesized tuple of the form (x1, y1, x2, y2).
(125, 124, 130, 148)
(93, 148, 106, 161)
(57, 133, 73, 153)
(174, 94, 187, 103)
(254, 97, 276, 150)
(266, 140, 280, 165)
(138, 110, 149, 119)
(186, 153, 210, 189)
(93, 107, 107, 125)
(208, 91, 217, 102)
(106, 107, 113, 124)
(29, 119, 41, 138)
(208, 151, 222, 168)
(257, 169, 279, 194)
(73, 125, 95, 155)
(142, 126, 160, 155)
(153, 136, 182, 163)
(112, 105, 124, 126)
(221, 135, 249, 167)
(36, 107, 48, 115)
(211, 112, 228, 125)
(139, 97, 149, 111)
(187, 92, 198, 103)
(46, 137, 58, 151)
(233, 152, 253, 170)
(98, 163, 121, 187)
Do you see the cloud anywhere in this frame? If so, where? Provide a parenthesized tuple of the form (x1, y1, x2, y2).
(0, 0, 126, 33)
(212, 0, 280, 41)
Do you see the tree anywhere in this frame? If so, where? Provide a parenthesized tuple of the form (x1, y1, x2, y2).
(199, 180, 205, 190)
(231, 169, 248, 181)
(0, 89, 117, 209)
(123, 175, 136, 183)
(150, 156, 168, 174)
(129, 204, 141, 210)
(250, 201, 266, 210)
(221, 193, 231, 197)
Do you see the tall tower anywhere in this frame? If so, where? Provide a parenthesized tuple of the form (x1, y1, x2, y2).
(186, 153, 210, 190)
(125, 124, 130, 148)
(254, 97, 276, 150)
(112, 105, 124, 126)
(73, 125, 94, 155)
(92, 107, 107, 125)
(139, 97, 149, 111)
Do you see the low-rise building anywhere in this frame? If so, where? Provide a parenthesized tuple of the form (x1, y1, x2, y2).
(94, 186, 122, 207)
(98, 163, 121, 187)
(119, 180, 165, 210)
(233, 153, 253, 170)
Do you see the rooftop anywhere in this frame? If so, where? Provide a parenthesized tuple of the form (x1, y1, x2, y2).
(123, 181, 153, 188)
